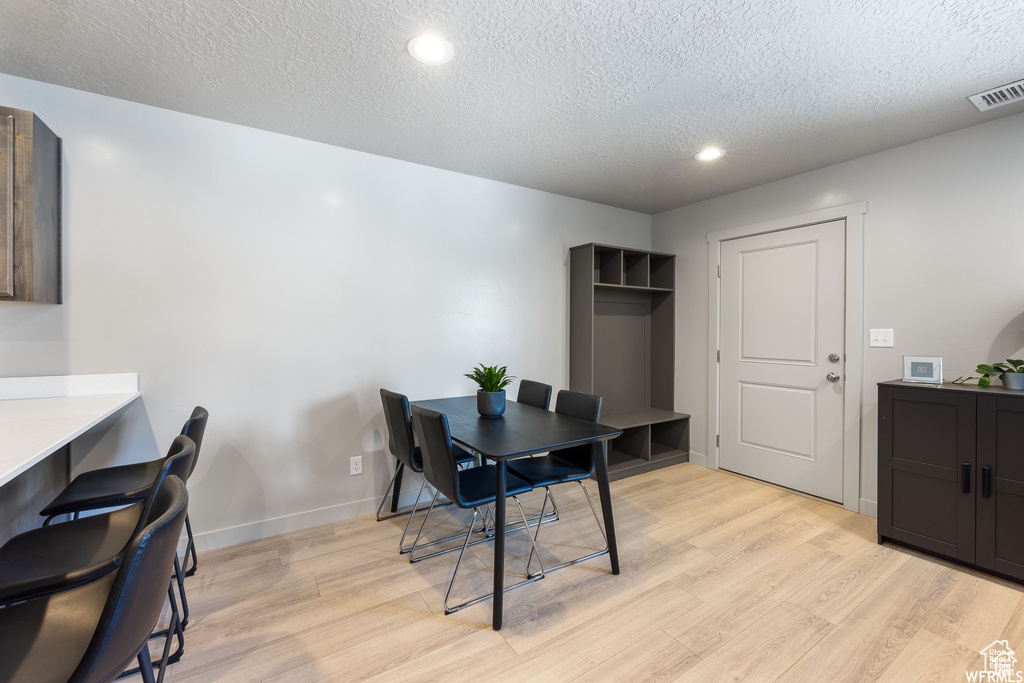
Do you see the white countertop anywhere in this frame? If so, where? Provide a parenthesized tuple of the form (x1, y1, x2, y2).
(0, 374, 140, 487)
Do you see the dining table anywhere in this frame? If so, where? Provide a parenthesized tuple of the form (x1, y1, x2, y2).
(412, 395, 623, 630)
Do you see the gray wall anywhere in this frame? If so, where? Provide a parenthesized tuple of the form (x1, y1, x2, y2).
(0, 73, 652, 549)
(652, 110, 1024, 514)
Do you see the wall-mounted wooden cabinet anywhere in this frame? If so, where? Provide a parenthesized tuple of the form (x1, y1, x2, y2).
(0, 106, 61, 304)
(570, 243, 690, 480)
(878, 380, 1024, 584)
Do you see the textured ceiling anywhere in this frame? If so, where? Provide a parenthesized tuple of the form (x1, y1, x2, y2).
(1, 0, 1022, 214)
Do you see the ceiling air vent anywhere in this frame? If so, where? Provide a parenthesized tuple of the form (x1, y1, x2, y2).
(968, 78, 1024, 111)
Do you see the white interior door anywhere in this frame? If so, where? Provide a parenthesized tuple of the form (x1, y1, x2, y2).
(719, 220, 846, 502)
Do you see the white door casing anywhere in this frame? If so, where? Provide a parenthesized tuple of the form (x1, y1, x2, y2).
(705, 202, 866, 513)
(719, 221, 846, 502)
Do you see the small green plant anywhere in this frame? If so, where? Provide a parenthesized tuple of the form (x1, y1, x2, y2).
(464, 364, 515, 393)
(976, 359, 1024, 388)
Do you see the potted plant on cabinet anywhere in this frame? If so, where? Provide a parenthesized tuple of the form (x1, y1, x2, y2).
(976, 359, 1024, 390)
(465, 364, 516, 417)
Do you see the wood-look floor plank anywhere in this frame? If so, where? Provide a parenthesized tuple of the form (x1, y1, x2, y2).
(670, 601, 833, 683)
(921, 573, 1024, 653)
(471, 582, 700, 681)
(789, 540, 910, 624)
(664, 543, 841, 657)
(772, 615, 913, 683)
(142, 463, 1022, 683)
(570, 629, 701, 683)
(875, 627, 985, 683)
(843, 557, 959, 633)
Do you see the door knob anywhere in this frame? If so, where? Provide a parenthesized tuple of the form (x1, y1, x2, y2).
(828, 353, 841, 363)
(827, 372, 840, 383)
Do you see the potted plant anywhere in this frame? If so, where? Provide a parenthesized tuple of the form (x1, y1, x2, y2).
(976, 359, 1024, 390)
(465, 364, 516, 417)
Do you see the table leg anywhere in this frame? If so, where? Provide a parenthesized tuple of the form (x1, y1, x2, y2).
(493, 460, 506, 630)
(591, 441, 619, 574)
(390, 462, 404, 514)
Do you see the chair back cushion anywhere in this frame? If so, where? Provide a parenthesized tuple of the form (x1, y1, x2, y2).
(182, 406, 209, 478)
(410, 406, 459, 504)
(554, 389, 602, 423)
(69, 475, 188, 683)
(517, 380, 552, 410)
(380, 389, 421, 472)
(135, 435, 195, 537)
(552, 390, 603, 470)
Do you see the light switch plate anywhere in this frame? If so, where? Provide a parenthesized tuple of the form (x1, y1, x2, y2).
(870, 329, 894, 348)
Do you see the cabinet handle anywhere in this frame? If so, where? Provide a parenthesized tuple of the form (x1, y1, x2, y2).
(962, 463, 971, 494)
(982, 466, 992, 499)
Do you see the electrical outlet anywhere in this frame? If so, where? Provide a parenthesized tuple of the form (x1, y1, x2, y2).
(870, 329, 894, 348)
(350, 456, 363, 475)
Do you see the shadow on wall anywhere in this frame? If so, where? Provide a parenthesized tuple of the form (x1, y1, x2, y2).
(194, 441, 265, 535)
(986, 312, 1024, 360)
(303, 391, 387, 505)
(70, 398, 158, 473)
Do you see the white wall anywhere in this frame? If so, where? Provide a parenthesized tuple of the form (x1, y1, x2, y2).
(0, 73, 652, 549)
(653, 111, 1024, 514)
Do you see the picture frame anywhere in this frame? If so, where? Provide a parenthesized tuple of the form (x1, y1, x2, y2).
(903, 355, 942, 383)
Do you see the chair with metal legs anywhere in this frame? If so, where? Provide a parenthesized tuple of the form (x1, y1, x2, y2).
(516, 379, 552, 410)
(378, 389, 477, 555)
(507, 389, 609, 574)
(0, 475, 189, 683)
(37, 407, 208, 633)
(411, 405, 545, 615)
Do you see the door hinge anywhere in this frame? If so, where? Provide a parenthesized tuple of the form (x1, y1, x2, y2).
(717, 350, 720, 362)
(716, 434, 720, 447)
(717, 265, 721, 278)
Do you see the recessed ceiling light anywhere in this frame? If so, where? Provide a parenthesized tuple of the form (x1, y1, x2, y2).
(406, 34, 454, 65)
(695, 148, 725, 161)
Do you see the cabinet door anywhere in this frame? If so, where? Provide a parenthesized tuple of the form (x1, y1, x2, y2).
(878, 386, 976, 563)
(976, 395, 1024, 580)
(1, 113, 12, 296)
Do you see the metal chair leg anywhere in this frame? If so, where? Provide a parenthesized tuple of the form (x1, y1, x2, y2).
(183, 513, 198, 577)
(408, 491, 492, 563)
(534, 480, 609, 574)
(118, 579, 183, 681)
(397, 478, 428, 553)
(375, 462, 404, 521)
(444, 496, 546, 615)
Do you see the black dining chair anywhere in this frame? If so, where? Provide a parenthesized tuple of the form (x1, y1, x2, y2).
(0, 474, 189, 683)
(0, 435, 195, 607)
(41, 407, 207, 573)
(507, 389, 609, 574)
(516, 379, 552, 410)
(411, 405, 545, 614)
(378, 389, 477, 555)
(38, 407, 208, 630)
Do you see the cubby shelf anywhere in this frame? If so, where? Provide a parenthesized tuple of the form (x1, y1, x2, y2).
(570, 243, 690, 481)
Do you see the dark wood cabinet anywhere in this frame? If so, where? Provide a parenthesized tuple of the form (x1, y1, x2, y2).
(0, 106, 61, 304)
(878, 380, 1024, 583)
(569, 243, 689, 480)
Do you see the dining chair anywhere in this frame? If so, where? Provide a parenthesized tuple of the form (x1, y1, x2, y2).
(378, 389, 477, 555)
(0, 475, 188, 683)
(516, 379, 552, 410)
(40, 406, 207, 577)
(411, 405, 545, 614)
(507, 389, 609, 574)
(38, 407, 208, 630)
(0, 435, 195, 606)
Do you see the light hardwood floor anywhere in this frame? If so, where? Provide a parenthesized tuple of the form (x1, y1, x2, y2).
(150, 464, 1024, 682)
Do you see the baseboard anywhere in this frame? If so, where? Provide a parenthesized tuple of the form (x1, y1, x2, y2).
(689, 450, 708, 468)
(179, 483, 435, 554)
(859, 498, 878, 518)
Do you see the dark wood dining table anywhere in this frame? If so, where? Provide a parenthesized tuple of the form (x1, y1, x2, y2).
(412, 395, 623, 630)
